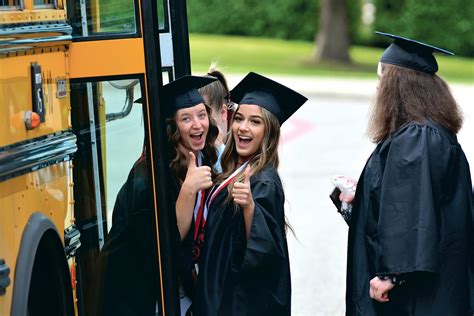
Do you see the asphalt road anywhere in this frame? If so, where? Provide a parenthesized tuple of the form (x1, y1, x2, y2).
(101, 76, 473, 315)
(268, 75, 473, 315)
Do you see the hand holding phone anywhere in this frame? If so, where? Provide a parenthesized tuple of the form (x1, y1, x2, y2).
(329, 175, 357, 225)
(329, 187, 342, 212)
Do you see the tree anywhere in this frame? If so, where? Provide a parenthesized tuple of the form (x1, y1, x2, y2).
(314, 0, 351, 63)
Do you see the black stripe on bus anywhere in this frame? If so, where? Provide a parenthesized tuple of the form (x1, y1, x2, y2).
(0, 22, 73, 53)
(0, 131, 77, 182)
(0, 259, 10, 296)
(0, 22, 72, 37)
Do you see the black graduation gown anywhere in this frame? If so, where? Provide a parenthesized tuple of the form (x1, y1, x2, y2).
(96, 159, 159, 316)
(96, 153, 214, 315)
(177, 155, 215, 303)
(194, 166, 291, 316)
(346, 122, 474, 316)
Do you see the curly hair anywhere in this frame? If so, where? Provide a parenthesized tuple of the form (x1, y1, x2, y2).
(368, 63, 463, 143)
(167, 103, 219, 183)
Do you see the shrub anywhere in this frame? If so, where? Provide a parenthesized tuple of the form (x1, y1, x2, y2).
(187, 0, 361, 43)
(373, 0, 474, 56)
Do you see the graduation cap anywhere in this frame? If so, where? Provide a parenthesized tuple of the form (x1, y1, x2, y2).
(375, 31, 454, 74)
(229, 72, 307, 125)
(134, 75, 216, 117)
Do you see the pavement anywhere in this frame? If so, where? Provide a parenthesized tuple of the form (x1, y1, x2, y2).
(226, 74, 474, 167)
(224, 74, 473, 315)
(103, 74, 472, 315)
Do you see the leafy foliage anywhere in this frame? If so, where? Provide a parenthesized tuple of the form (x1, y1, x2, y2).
(374, 0, 474, 56)
(187, 0, 361, 42)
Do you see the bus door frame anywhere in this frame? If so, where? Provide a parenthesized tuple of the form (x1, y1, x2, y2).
(68, 0, 192, 314)
(140, 0, 192, 314)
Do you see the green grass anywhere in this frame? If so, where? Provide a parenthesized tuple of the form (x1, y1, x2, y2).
(190, 33, 474, 83)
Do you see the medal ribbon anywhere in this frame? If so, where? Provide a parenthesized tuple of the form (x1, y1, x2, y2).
(192, 158, 250, 263)
(192, 153, 206, 241)
(205, 160, 250, 212)
(193, 191, 206, 241)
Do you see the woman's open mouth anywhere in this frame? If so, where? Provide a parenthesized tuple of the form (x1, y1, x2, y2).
(238, 135, 252, 147)
(190, 133, 202, 141)
(190, 132, 204, 147)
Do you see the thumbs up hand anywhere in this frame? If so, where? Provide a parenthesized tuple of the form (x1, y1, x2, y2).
(232, 165, 254, 211)
(183, 151, 213, 194)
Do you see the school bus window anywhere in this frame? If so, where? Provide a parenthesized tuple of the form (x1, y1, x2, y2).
(157, 0, 167, 31)
(162, 69, 172, 85)
(70, 78, 144, 238)
(33, 0, 56, 9)
(0, 0, 21, 10)
(70, 78, 159, 314)
(101, 78, 145, 224)
(70, 0, 137, 37)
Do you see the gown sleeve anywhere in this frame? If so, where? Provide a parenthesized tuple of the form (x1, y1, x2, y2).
(375, 124, 453, 275)
(238, 175, 288, 272)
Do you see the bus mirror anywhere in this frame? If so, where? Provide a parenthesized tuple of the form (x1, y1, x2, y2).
(105, 79, 139, 122)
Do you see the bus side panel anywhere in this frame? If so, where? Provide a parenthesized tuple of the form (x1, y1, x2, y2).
(0, 161, 73, 314)
(0, 49, 70, 147)
(11, 213, 74, 316)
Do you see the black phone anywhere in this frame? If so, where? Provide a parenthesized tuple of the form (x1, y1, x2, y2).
(329, 187, 342, 212)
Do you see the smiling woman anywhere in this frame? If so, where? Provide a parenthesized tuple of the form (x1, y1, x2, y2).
(193, 72, 308, 316)
(232, 104, 266, 164)
(98, 75, 219, 315)
(156, 75, 223, 315)
(165, 77, 219, 184)
(175, 105, 210, 154)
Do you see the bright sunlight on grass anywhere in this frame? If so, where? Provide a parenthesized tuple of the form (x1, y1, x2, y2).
(190, 33, 474, 83)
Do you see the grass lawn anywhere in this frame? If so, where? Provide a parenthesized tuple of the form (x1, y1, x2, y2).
(190, 33, 474, 83)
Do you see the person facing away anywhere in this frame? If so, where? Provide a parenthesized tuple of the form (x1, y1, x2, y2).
(95, 149, 158, 316)
(96, 75, 219, 316)
(343, 32, 474, 315)
(194, 72, 308, 316)
(200, 64, 231, 147)
(199, 64, 233, 172)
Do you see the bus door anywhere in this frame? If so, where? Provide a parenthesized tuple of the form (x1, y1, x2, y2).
(67, 0, 189, 314)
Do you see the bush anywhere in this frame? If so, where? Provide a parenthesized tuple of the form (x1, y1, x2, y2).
(373, 0, 474, 57)
(187, 0, 361, 43)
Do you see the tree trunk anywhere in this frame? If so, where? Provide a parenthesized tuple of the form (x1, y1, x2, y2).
(314, 0, 351, 63)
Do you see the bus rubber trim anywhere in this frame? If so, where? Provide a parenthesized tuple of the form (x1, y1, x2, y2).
(0, 259, 11, 296)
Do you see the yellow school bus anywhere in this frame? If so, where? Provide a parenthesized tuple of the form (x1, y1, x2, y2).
(0, 0, 188, 314)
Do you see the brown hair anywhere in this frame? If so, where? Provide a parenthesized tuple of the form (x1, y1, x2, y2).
(167, 103, 219, 183)
(199, 65, 230, 114)
(368, 63, 463, 143)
